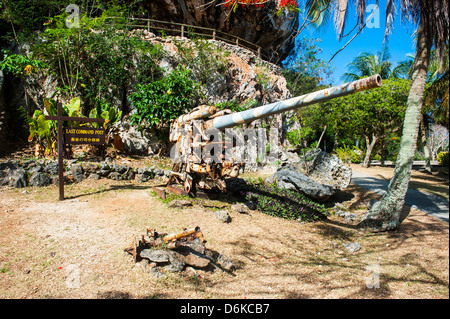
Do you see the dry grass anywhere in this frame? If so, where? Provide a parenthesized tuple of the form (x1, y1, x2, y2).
(0, 169, 448, 299)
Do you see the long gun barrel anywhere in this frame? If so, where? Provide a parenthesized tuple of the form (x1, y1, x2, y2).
(206, 74, 382, 130)
(168, 74, 382, 196)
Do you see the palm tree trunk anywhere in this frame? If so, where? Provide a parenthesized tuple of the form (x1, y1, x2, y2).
(420, 113, 432, 173)
(358, 14, 432, 231)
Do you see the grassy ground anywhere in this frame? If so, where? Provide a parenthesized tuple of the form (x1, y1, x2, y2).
(0, 157, 448, 299)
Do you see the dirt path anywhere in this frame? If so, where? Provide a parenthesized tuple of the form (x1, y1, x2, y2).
(1, 177, 448, 299)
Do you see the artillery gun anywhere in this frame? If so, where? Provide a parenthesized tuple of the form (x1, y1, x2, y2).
(167, 74, 382, 196)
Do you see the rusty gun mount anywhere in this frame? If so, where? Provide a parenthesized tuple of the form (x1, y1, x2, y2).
(167, 74, 382, 196)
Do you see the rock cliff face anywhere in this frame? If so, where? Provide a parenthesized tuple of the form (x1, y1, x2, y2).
(114, 29, 291, 155)
(0, 70, 5, 148)
(142, 0, 299, 63)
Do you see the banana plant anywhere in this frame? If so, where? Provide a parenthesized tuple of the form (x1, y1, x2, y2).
(28, 97, 83, 157)
(89, 100, 122, 132)
(28, 109, 56, 156)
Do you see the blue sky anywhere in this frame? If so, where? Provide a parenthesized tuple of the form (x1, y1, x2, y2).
(298, 0, 417, 85)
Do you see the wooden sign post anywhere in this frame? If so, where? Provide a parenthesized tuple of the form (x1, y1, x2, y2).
(45, 101, 105, 200)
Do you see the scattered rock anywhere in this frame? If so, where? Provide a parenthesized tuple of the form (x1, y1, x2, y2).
(231, 203, 250, 214)
(343, 242, 361, 253)
(214, 210, 231, 223)
(243, 201, 256, 210)
(184, 254, 210, 268)
(140, 249, 170, 263)
(335, 210, 359, 223)
(9, 167, 28, 188)
(164, 251, 186, 273)
(216, 253, 236, 272)
(88, 173, 101, 180)
(29, 172, 52, 187)
(168, 199, 193, 208)
(70, 164, 85, 182)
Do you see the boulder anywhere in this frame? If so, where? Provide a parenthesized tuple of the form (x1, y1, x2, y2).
(272, 164, 335, 200)
(29, 172, 52, 187)
(113, 120, 161, 155)
(214, 210, 231, 223)
(301, 148, 352, 190)
(0, 162, 15, 186)
(69, 163, 85, 182)
(43, 161, 59, 175)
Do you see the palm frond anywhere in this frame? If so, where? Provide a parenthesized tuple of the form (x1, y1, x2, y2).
(334, 0, 349, 40)
(384, 0, 396, 44)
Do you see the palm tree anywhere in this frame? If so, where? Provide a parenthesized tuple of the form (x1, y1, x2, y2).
(341, 46, 393, 82)
(304, 0, 449, 231)
(391, 53, 415, 80)
(425, 45, 449, 127)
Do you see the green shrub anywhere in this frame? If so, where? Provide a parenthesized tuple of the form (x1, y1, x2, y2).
(286, 129, 302, 146)
(129, 65, 201, 132)
(241, 183, 328, 222)
(32, 9, 164, 107)
(334, 144, 362, 164)
(437, 151, 449, 166)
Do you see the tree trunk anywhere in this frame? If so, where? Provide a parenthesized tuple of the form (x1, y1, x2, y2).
(362, 134, 377, 168)
(420, 113, 432, 173)
(317, 125, 327, 150)
(358, 14, 432, 231)
(380, 139, 387, 167)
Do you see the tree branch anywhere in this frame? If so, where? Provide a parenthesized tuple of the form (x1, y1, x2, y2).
(328, 2, 379, 63)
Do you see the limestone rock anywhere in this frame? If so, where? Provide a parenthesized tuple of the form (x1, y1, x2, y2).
(29, 172, 52, 187)
(231, 203, 250, 214)
(301, 148, 352, 190)
(214, 210, 231, 223)
(273, 164, 335, 200)
(343, 242, 361, 253)
(142, 0, 299, 63)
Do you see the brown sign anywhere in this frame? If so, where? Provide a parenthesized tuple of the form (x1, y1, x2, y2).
(64, 127, 105, 145)
(45, 102, 106, 200)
